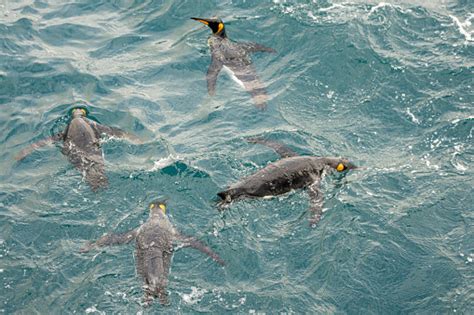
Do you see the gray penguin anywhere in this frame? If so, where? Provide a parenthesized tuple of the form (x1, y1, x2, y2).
(16, 107, 139, 191)
(218, 138, 358, 226)
(80, 199, 224, 306)
(191, 17, 276, 109)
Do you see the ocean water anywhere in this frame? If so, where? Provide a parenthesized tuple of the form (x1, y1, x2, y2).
(0, 0, 473, 313)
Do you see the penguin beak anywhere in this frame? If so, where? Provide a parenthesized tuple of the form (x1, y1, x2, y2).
(191, 17, 211, 25)
(347, 163, 359, 170)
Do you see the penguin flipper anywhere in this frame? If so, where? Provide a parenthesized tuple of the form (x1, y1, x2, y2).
(240, 42, 276, 53)
(15, 132, 64, 161)
(307, 179, 324, 227)
(207, 57, 223, 96)
(177, 234, 225, 266)
(87, 119, 141, 144)
(246, 137, 298, 158)
(80, 229, 138, 252)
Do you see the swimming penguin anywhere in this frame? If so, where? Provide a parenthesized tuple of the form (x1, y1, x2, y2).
(217, 138, 358, 226)
(80, 199, 224, 306)
(191, 17, 275, 110)
(15, 107, 139, 191)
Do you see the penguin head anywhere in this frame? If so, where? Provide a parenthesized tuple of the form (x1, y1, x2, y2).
(149, 199, 167, 214)
(71, 107, 88, 118)
(325, 158, 357, 172)
(191, 17, 226, 37)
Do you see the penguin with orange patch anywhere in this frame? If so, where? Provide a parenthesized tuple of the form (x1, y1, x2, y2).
(191, 17, 275, 110)
(217, 138, 358, 226)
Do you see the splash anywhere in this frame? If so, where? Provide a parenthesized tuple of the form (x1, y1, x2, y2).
(180, 286, 207, 305)
(368, 2, 404, 16)
(85, 305, 105, 314)
(406, 108, 420, 124)
(449, 13, 474, 44)
(149, 155, 180, 171)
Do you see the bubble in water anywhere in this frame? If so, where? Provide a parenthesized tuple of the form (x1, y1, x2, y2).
(180, 286, 207, 305)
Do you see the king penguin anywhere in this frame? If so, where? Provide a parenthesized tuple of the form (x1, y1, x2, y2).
(191, 17, 276, 110)
(80, 199, 224, 306)
(15, 107, 139, 192)
(217, 138, 358, 226)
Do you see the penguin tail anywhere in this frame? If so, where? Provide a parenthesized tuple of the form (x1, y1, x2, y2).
(87, 170, 109, 192)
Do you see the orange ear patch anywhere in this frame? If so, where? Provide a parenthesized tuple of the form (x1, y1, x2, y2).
(217, 22, 224, 33)
(336, 163, 345, 172)
(159, 204, 166, 213)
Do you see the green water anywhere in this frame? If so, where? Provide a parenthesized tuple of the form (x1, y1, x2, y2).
(0, 0, 473, 313)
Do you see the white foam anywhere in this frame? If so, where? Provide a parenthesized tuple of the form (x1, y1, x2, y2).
(149, 155, 178, 171)
(450, 14, 474, 44)
(451, 115, 474, 124)
(422, 155, 440, 170)
(405, 108, 420, 124)
(85, 306, 105, 314)
(318, 3, 345, 13)
(451, 144, 467, 172)
(180, 286, 207, 305)
(368, 2, 402, 16)
(231, 296, 247, 308)
(369, 2, 388, 15)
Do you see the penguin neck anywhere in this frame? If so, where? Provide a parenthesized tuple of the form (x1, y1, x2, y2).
(72, 113, 85, 119)
(214, 29, 227, 39)
(318, 157, 339, 169)
(149, 209, 166, 220)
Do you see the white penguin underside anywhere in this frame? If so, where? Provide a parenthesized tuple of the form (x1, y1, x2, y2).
(223, 66, 245, 89)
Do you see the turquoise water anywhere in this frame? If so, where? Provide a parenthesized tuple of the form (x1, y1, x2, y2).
(1, 0, 473, 313)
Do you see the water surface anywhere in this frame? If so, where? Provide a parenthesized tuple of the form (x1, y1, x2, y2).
(0, 0, 473, 313)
